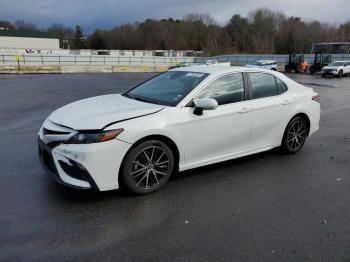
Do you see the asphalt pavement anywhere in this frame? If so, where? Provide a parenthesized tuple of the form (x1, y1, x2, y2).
(1, 72, 350, 261)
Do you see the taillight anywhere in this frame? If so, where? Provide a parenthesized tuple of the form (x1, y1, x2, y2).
(312, 95, 320, 103)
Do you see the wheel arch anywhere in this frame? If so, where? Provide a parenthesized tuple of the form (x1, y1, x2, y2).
(118, 134, 180, 185)
(289, 112, 311, 136)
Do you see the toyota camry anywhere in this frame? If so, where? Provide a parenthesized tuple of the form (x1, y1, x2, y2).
(38, 66, 320, 194)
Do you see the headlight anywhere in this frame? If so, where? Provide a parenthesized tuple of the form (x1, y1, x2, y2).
(65, 129, 124, 144)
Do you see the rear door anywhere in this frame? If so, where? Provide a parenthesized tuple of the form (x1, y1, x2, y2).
(247, 72, 290, 147)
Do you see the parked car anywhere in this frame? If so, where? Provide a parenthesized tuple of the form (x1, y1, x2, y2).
(193, 59, 231, 67)
(38, 66, 320, 194)
(168, 62, 192, 70)
(321, 61, 350, 77)
(246, 60, 278, 71)
(198, 58, 219, 65)
(169, 59, 229, 70)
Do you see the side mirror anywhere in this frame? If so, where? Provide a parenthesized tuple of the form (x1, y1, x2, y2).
(193, 98, 218, 115)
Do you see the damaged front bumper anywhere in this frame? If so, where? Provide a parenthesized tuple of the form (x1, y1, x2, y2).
(38, 136, 131, 191)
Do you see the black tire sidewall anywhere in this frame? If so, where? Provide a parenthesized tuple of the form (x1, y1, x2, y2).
(122, 140, 175, 194)
(281, 117, 307, 154)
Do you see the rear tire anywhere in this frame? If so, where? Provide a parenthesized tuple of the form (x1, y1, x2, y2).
(280, 117, 308, 154)
(121, 140, 175, 194)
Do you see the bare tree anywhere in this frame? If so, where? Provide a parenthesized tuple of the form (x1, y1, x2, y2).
(14, 19, 37, 31)
(6, 8, 350, 55)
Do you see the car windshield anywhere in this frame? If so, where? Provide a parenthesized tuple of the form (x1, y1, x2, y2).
(124, 71, 209, 106)
(329, 62, 345, 66)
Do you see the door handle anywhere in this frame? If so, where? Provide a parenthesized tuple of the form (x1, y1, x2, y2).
(238, 107, 251, 114)
(282, 100, 290, 105)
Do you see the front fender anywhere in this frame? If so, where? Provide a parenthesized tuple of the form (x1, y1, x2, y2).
(104, 110, 185, 164)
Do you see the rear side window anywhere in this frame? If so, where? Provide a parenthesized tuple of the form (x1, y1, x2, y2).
(276, 78, 288, 95)
(249, 73, 277, 99)
(196, 73, 244, 105)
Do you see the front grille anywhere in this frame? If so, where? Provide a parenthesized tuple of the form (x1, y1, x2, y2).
(43, 128, 70, 135)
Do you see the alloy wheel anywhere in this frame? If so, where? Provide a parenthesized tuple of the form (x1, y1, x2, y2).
(130, 146, 170, 190)
(286, 119, 307, 152)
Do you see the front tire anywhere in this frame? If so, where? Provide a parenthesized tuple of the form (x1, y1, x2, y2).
(121, 140, 175, 194)
(338, 70, 343, 77)
(281, 117, 308, 154)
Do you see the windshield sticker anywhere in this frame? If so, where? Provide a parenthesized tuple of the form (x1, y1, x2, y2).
(185, 72, 204, 78)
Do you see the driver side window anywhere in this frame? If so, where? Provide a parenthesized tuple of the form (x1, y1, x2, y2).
(195, 73, 244, 105)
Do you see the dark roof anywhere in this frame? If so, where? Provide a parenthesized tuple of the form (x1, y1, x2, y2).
(0, 29, 58, 39)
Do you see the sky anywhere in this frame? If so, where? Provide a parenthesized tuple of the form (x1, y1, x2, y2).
(0, 0, 348, 33)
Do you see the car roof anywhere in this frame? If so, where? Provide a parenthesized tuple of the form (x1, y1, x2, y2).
(333, 60, 350, 63)
(171, 65, 273, 75)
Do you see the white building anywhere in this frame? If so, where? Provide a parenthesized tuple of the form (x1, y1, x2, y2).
(0, 29, 59, 50)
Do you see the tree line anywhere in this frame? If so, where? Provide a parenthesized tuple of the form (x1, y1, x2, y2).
(1, 8, 350, 55)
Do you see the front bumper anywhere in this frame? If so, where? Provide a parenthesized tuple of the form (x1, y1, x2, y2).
(321, 70, 338, 75)
(38, 137, 132, 191)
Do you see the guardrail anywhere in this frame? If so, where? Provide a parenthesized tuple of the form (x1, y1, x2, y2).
(0, 54, 195, 66)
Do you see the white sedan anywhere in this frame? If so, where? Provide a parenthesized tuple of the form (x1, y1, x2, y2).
(38, 66, 320, 194)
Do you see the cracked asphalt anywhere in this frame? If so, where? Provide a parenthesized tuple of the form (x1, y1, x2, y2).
(0, 72, 350, 261)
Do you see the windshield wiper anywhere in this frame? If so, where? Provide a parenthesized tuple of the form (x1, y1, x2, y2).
(122, 93, 143, 101)
(122, 93, 131, 98)
(132, 96, 150, 103)
(136, 97, 163, 105)
(124, 94, 161, 105)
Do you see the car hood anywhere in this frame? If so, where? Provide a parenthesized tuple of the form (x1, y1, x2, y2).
(49, 94, 164, 130)
(322, 66, 339, 70)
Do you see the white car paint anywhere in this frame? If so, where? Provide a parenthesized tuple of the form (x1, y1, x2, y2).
(246, 60, 278, 71)
(38, 66, 320, 191)
(321, 61, 350, 76)
(49, 94, 164, 130)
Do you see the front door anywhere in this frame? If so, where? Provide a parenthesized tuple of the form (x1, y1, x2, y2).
(175, 73, 253, 166)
